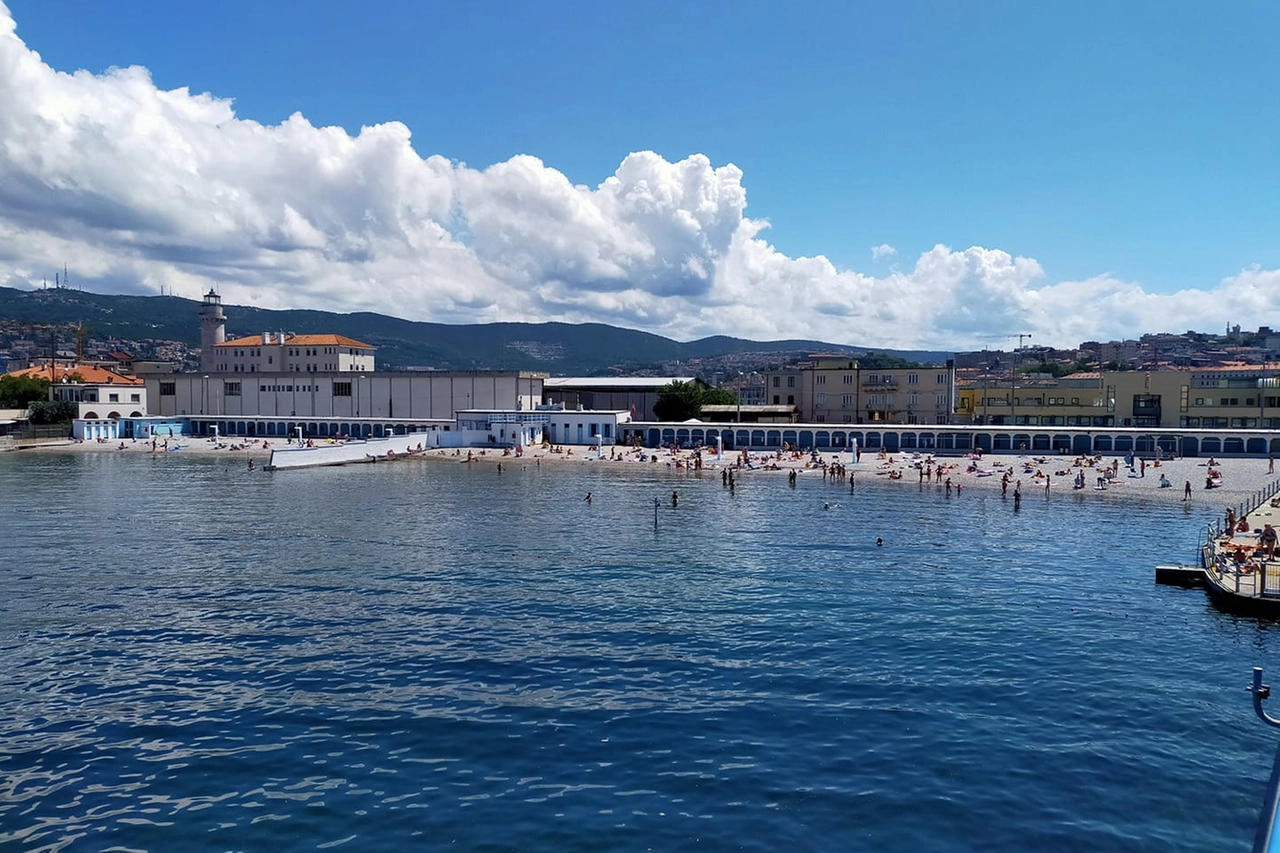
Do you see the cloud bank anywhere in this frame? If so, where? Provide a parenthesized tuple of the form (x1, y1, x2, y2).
(0, 3, 1270, 350)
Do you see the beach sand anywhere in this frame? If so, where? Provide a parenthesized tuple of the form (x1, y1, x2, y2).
(30, 435, 1279, 511)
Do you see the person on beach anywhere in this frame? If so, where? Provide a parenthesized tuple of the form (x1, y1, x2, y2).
(1184, 480, 1192, 501)
(584, 492, 592, 504)
(1263, 524, 1278, 561)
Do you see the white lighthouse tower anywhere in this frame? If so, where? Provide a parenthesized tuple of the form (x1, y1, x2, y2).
(199, 289, 226, 372)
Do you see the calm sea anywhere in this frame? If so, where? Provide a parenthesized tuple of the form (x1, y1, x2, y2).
(2, 451, 1278, 852)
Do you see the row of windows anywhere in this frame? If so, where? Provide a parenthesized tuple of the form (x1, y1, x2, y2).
(257, 384, 320, 393)
(1192, 397, 1263, 407)
(1181, 417, 1280, 428)
(160, 381, 329, 396)
(812, 372, 950, 385)
(815, 393, 949, 408)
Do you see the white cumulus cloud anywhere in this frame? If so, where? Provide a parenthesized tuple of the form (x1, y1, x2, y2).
(0, 1, 1272, 351)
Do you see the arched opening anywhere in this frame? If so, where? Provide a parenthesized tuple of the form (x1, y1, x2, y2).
(1201, 437, 1221, 454)
(1224, 437, 1245, 454)
(815, 430, 831, 449)
(1247, 437, 1267, 454)
(1114, 435, 1133, 452)
(84, 411, 99, 420)
(1032, 433, 1051, 451)
(1072, 434, 1092, 454)
(1095, 435, 1113, 452)
(993, 433, 1011, 451)
(766, 430, 782, 447)
(1182, 436, 1200, 457)
(975, 433, 994, 452)
(798, 430, 814, 450)
(901, 432, 917, 449)
(107, 411, 121, 420)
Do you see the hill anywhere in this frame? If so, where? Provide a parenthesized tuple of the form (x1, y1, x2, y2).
(0, 287, 949, 374)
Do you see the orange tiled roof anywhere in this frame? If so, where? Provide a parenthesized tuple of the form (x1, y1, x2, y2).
(216, 333, 373, 349)
(6, 363, 143, 385)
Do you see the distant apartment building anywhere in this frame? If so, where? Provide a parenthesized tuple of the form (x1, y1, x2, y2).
(763, 357, 957, 425)
(957, 365, 1280, 429)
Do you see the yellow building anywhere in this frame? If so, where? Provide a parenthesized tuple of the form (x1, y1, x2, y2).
(959, 366, 1280, 429)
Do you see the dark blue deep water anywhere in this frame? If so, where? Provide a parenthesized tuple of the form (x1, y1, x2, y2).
(2, 451, 1280, 851)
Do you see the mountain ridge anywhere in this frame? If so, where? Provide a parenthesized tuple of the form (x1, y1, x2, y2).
(0, 286, 951, 374)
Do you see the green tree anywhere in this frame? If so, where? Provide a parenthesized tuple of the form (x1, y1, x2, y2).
(702, 386, 738, 406)
(653, 380, 704, 421)
(0, 374, 49, 408)
(27, 400, 77, 424)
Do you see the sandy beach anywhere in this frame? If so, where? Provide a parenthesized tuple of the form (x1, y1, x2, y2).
(27, 434, 1280, 510)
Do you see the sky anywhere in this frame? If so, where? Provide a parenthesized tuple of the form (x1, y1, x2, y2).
(2, 0, 1279, 350)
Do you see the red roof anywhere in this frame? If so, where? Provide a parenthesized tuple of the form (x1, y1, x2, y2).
(217, 333, 373, 349)
(6, 364, 143, 385)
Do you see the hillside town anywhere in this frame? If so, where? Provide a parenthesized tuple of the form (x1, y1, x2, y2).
(2, 291, 1279, 450)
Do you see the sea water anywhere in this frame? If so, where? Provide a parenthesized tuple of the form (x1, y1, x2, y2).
(1, 451, 1277, 852)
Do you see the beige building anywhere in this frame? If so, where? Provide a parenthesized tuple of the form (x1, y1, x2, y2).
(958, 365, 1280, 429)
(763, 357, 957, 425)
(210, 332, 375, 375)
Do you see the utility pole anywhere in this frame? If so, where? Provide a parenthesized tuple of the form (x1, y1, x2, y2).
(1011, 333, 1031, 425)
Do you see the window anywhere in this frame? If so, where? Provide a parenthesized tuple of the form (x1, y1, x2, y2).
(787, 395, 794, 404)
(1195, 398, 1207, 406)
(937, 373, 949, 384)
(333, 381, 352, 397)
(842, 394, 853, 407)
(842, 374, 853, 385)
(130, 393, 140, 403)
(159, 382, 175, 396)
(868, 374, 879, 384)
(772, 395, 780, 404)
(816, 375, 826, 385)
(909, 393, 919, 406)
(772, 377, 780, 388)
(225, 382, 241, 396)
(108, 393, 119, 402)
(787, 376, 795, 387)
(815, 393, 827, 406)
(936, 394, 948, 407)
(908, 374, 919, 384)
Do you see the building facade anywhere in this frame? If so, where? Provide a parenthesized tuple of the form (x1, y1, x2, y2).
(763, 358, 957, 425)
(957, 366, 1280, 429)
(142, 370, 546, 422)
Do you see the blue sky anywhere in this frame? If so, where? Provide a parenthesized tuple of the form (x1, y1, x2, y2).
(2, 0, 1279, 348)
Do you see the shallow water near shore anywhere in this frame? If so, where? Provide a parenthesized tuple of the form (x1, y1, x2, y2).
(2, 451, 1280, 851)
